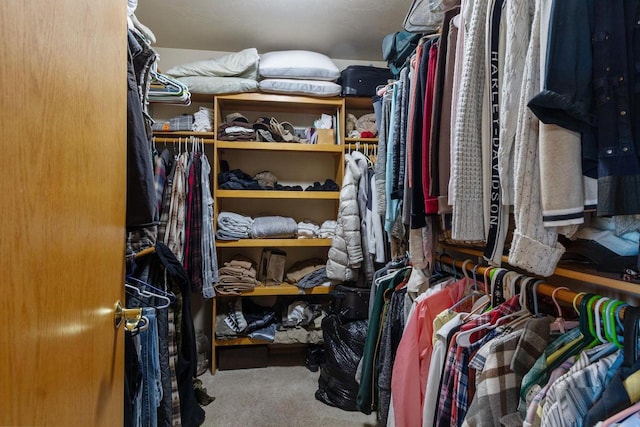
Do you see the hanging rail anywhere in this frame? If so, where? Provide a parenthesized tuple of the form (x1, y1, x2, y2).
(437, 253, 633, 320)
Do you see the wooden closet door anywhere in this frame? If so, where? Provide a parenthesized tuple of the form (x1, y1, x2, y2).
(0, 2, 127, 426)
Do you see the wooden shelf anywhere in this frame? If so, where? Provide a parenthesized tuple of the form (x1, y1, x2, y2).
(214, 337, 272, 347)
(215, 189, 339, 199)
(439, 243, 640, 296)
(215, 140, 343, 152)
(218, 282, 333, 297)
(216, 238, 332, 248)
(216, 93, 344, 115)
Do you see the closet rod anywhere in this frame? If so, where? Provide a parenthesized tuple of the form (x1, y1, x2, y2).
(438, 253, 631, 320)
(133, 246, 155, 259)
(152, 137, 213, 145)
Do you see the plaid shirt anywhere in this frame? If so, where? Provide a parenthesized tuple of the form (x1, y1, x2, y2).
(157, 158, 176, 243)
(167, 309, 182, 426)
(462, 316, 551, 426)
(200, 154, 218, 298)
(436, 295, 521, 427)
(165, 153, 188, 262)
(518, 326, 583, 416)
(184, 153, 203, 292)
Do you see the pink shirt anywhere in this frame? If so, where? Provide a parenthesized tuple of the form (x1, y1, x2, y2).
(390, 278, 467, 427)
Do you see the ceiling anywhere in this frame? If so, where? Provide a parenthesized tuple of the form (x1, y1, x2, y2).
(134, 0, 413, 62)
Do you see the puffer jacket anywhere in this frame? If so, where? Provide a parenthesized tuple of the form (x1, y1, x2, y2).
(326, 153, 364, 282)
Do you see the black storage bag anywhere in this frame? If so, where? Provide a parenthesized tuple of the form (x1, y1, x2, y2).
(339, 65, 394, 97)
(315, 314, 369, 411)
(329, 285, 371, 321)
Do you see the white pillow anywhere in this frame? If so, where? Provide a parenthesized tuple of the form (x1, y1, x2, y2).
(176, 76, 258, 95)
(165, 48, 260, 79)
(259, 79, 342, 97)
(259, 50, 340, 81)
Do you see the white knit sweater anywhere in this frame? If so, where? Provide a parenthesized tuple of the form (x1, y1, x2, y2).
(451, 0, 490, 241)
(508, 0, 564, 277)
(498, 0, 532, 206)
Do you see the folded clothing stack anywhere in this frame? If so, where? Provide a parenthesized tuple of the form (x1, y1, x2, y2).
(192, 107, 214, 132)
(151, 114, 194, 132)
(318, 220, 337, 238)
(216, 212, 253, 240)
(215, 297, 278, 341)
(251, 216, 298, 239)
(304, 179, 339, 192)
(286, 258, 326, 282)
(285, 258, 329, 289)
(298, 221, 320, 238)
(217, 121, 256, 141)
(213, 257, 260, 295)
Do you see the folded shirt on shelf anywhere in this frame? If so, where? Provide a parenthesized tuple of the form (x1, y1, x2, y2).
(214, 257, 260, 295)
(318, 220, 337, 238)
(297, 221, 320, 238)
(304, 179, 339, 192)
(285, 258, 326, 283)
(251, 215, 298, 239)
(216, 121, 256, 141)
(297, 267, 330, 289)
(192, 106, 213, 132)
(218, 169, 263, 190)
(151, 114, 194, 132)
(216, 212, 253, 240)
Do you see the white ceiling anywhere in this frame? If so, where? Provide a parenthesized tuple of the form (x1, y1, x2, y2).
(134, 0, 414, 62)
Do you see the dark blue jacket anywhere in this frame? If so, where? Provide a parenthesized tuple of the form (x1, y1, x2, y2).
(528, 0, 640, 216)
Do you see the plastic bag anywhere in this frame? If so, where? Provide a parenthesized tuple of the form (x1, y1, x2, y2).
(403, 0, 444, 33)
(315, 314, 369, 411)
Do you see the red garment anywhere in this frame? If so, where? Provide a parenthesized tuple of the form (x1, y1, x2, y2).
(422, 42, 440, 214)
(406, 42, 423, 189)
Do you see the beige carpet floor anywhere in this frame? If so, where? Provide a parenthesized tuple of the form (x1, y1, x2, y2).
(197, 363, 379, 427)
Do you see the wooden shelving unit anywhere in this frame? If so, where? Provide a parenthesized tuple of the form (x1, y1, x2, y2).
(211, 93, 345, 372)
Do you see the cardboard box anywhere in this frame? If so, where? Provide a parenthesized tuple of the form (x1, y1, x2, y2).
(315, 129, 335, 145)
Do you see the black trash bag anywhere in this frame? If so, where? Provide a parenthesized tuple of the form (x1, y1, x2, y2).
(315, 314, 368, 411)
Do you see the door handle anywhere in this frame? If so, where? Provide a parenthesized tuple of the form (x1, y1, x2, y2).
(114, 300, 142, 330)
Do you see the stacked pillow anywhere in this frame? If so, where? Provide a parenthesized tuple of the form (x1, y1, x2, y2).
(165, 48, 260, 94)
(258, 50, 342, 97)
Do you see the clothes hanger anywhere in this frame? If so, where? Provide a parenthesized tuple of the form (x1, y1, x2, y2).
(125, 276, 175, 309)
(125, 283, 172, 310)
(448, 261, 485, 313)
(593, 297, 611, 343)
(602, 400, 640, 427)
(604, 299, 626, 348)
(549, 286, 580, 333)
